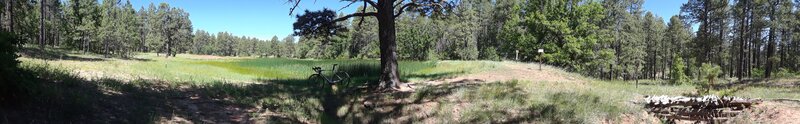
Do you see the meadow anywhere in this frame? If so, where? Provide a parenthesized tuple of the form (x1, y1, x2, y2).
(9, 47, 800, 123)
(20, 51, 496, 84)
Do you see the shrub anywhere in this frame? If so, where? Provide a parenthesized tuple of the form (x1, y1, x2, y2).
(670, 54, 690, 85)
(0, 31, 21, 102)
(698, 63, 722, 95)
(480, 47, 501, 61)
(0, 31, 19, 78)
(751, 68, 764, 78)
(774, 68, 797, 78)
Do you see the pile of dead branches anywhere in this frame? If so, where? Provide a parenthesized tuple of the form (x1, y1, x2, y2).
(643, 95, 762, 122)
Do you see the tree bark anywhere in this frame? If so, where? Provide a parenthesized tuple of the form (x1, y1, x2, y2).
(39, 0, 46, 49)
(376, 0, 401, 90)
(166, 39, 171, 57)
(1, 0, 4, 30)
(4, 0, 12, 33)
(764, 0, 778, 78)
(82, 32, 87, 53)
(737, 0, 748, 80)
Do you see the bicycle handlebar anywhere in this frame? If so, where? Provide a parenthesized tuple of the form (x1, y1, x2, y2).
(312, 64, 340, 73)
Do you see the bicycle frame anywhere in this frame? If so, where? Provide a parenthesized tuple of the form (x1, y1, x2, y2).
(311, 64, 345, 84)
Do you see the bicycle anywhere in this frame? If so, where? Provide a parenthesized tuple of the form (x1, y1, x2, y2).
(308, 64, 351, 89)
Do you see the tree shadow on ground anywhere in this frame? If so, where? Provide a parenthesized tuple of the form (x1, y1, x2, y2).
(1, 62, 576, 123)
(0, 65, 268, 123)
(355, 79, 484, 123)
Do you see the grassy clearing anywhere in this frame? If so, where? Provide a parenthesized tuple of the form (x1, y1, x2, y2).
(404, 79, 798, 123)
(401, 79, 695, 123)
(731, 86, 800, 100)
(196, 58, 497, 83)
(10, 47, 800, 123)
(20, 52, 494, 84)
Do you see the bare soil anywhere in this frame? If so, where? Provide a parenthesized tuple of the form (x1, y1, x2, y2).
(731, 100, 800, 124)
(420, 62, 584, 86)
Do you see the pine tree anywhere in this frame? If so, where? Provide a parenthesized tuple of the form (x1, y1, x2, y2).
(282, 35, 295, 58)
(397, 13, 435, 60)
(348, 6, 378, 59)
(664, 15, 692, 79)
(670, 54, 690, 84)
(643, 12, 666, 79)
(269, 36, 280, 57)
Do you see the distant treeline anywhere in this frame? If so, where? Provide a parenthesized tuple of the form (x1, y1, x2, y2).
(315, 0, 800, 80)
(0, 0, 287, 57)
(2, 0, 799, 80)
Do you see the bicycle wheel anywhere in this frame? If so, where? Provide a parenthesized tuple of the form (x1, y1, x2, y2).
(335, 71, 351, 87)
(307, 74, 324, 90)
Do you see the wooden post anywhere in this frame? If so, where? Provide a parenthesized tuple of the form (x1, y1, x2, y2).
(538, 49, 544, 70)
(636, 63, 640, 88)
(515, 50, 519, 61)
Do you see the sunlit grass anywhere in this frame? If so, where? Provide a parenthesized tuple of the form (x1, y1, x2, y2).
(16, 47, 800, 123)
(733, 87, 800, 100)
(19, 53, 494, 84)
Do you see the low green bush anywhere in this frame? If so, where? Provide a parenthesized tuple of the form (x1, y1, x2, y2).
(697, 63, 722, 95)
(0, 31, 22, 103)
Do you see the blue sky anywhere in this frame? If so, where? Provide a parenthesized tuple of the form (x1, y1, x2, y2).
(130, 0, 360, 40)
(642, 0, 686, 23)
(129, 0, 686, 40)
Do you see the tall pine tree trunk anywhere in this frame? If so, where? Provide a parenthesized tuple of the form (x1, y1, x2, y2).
(376, 0, 401, 90)
(737, 0, 748, 79)
(1, 0, 3, 29)
(4, 0, 12, 33)
(103, 38, 109, 57)
(764, 0, 778, 78)
(39, 0, 46, 49)
(165, 40, 171, 58)
(82, 32, 87, 53)
(779, 29, 788, 69)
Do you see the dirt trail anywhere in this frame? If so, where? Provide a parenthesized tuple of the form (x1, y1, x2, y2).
(420, 62, 584, 86)
(735, 100, 800, 123)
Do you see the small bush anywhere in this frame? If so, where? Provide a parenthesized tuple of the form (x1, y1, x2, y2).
(670, 55, 690, 85)
(698, 63, 722, 95)
(480, 47, 501, 61)
(751, 68, 764, 78)
(774, 68, 798, 78)
(714, 87, 738, 97)
(0, 31, 21, 102)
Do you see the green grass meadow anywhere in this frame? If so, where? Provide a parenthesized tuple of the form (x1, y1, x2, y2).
(11, 48, 800, 123)
(20, 52, 495, 84)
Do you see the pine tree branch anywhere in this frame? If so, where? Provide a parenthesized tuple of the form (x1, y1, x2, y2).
(394, 0, 447, 18)
(290, 0, 377, 15)
(363, 0, 378, 8)
(394, 1, 444, 18)
(288, 0, 302, 15)
(333, 12, 378, 23)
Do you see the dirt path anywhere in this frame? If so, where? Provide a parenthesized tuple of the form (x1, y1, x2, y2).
(734, 100, 800, 123)
(419, 62, 584, 86)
